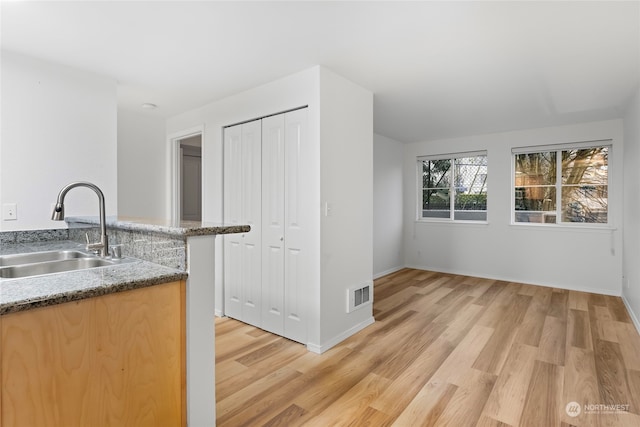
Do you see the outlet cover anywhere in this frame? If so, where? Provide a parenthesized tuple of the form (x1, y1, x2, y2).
(2, 203, 17, 221)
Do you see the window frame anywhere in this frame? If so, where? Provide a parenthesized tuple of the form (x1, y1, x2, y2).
(511, 140, 612, 228)
(416, 150, 488, 223)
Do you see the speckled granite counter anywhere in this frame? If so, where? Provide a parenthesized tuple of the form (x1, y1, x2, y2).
(1, 218, 249, 315)
(0, 240, 187, 315)
(65, 216, 250, 270)
(1, 218, 247, 425)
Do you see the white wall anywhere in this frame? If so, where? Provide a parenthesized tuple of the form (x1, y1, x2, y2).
(0, 51, 117, 231)
(373, 133, 404, 278)
(168, 68, 321, 227)
(623, 87, 640, 330)
(167, 66, 374, 352)
(168, 67, 323, 346)
(319, 68, 374, 346)
(404, 119, 624, 295)
(117, 108, 167, 218)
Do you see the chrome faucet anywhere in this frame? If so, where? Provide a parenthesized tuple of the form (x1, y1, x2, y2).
(52, 181, 109, 257)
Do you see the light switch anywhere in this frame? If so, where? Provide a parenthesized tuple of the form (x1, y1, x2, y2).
(2, 203, 17, 221)
(324, 202, 334, 217)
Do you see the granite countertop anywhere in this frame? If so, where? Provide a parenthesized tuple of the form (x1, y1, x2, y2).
(66, 216, 250, 237)
(0, 240, 187, 315)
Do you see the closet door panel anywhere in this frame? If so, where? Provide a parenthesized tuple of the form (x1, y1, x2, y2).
(223, 125, 244, 318)
(240, 120, 262, 325)
(223, 120, 262, 326)
(284, 109, 307, 244)
(224, 240, 242, 319)
(225, 108, 309, 344)
(284, 109, 308, 343)
(261, 115, 285, 335)
(241, 121, 262, 234)
(241, 239, 261, 326)
(262, 246, 284, 335)
(284, 247, 305, 342)
(223, 125, 243, 225)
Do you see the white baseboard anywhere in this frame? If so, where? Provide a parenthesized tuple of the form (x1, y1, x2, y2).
(307, 316, 375, 354)
(373, 266, 405, 280)
(622, 295, 640, 336)
(215, 309, 224, 318)
(404, 263, 621, 297)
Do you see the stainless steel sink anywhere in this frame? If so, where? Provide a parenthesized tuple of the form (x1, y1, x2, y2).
(0, 250, 89, 267)
(0, 250, 131, 279)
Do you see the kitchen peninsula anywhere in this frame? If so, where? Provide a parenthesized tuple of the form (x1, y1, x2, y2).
(0, 217, 249, 427)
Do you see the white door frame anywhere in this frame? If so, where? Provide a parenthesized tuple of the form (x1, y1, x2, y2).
(168, 125, 205, 222)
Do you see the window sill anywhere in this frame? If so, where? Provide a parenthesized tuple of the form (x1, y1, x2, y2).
(509, 222, 616, 232)
(415, 219, 489, 226)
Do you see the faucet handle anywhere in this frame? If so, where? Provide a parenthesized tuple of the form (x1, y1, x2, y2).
(85, 232, 101, 254)
(111, 244, 123, 259)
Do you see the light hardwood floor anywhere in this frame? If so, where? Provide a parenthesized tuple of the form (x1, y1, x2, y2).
(215, 269, 640, 426)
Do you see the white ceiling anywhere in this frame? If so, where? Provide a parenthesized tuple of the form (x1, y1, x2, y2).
(2, 1, 639, 143)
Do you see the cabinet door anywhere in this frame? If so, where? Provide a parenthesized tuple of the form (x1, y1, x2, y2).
(284, 109, 308, 343)
(1, 282, 185, 427)
(261, 114, 286, 335)
(223, 121, 262, 326)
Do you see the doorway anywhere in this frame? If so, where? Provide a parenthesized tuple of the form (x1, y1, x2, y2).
(179, 134, 202, 221)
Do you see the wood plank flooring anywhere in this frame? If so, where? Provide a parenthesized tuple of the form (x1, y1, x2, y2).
(215, 268, 640, 426)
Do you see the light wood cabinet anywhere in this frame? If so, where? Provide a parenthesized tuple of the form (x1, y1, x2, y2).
(1, 280, 186, 427)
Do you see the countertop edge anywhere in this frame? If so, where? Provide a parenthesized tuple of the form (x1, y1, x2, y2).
(1, 270, 188, 315)
(0, 240, 190, 316)
(66, 216, 250, 237)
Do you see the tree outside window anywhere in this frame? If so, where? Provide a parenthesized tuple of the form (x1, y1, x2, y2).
(514, 145, 608, 224)
(420, 153, 487, 221)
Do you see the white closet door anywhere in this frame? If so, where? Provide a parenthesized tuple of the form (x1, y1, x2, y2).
(261, 114, 286, 335)
(240, 120, 262, 326)
(283, 108, 308, 343)
(223, 124, 243, 319)
(225, 109, 308, 344)
(223, 120, 262, 326)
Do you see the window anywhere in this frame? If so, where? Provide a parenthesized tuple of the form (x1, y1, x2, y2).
(513, 142, 610, 225)
(418, 152, 487, 221)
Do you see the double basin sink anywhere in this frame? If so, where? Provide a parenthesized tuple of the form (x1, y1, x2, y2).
(0, 249, 129, 279)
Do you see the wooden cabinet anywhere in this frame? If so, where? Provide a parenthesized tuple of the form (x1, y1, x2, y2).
(0, 281, 186, 427)
(224, 108, 309, 344)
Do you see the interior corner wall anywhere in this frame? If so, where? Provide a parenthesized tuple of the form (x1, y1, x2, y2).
(404, 119, 624, 295)
(0, 51, 117, 231)
(623, 86, 640, 330)
(373, 133, 404, 278)
(117, 108, 167, 218)
(319, 67, 374, 346)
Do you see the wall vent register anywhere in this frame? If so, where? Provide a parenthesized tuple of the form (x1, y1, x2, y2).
(347, 283, 373, 313)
